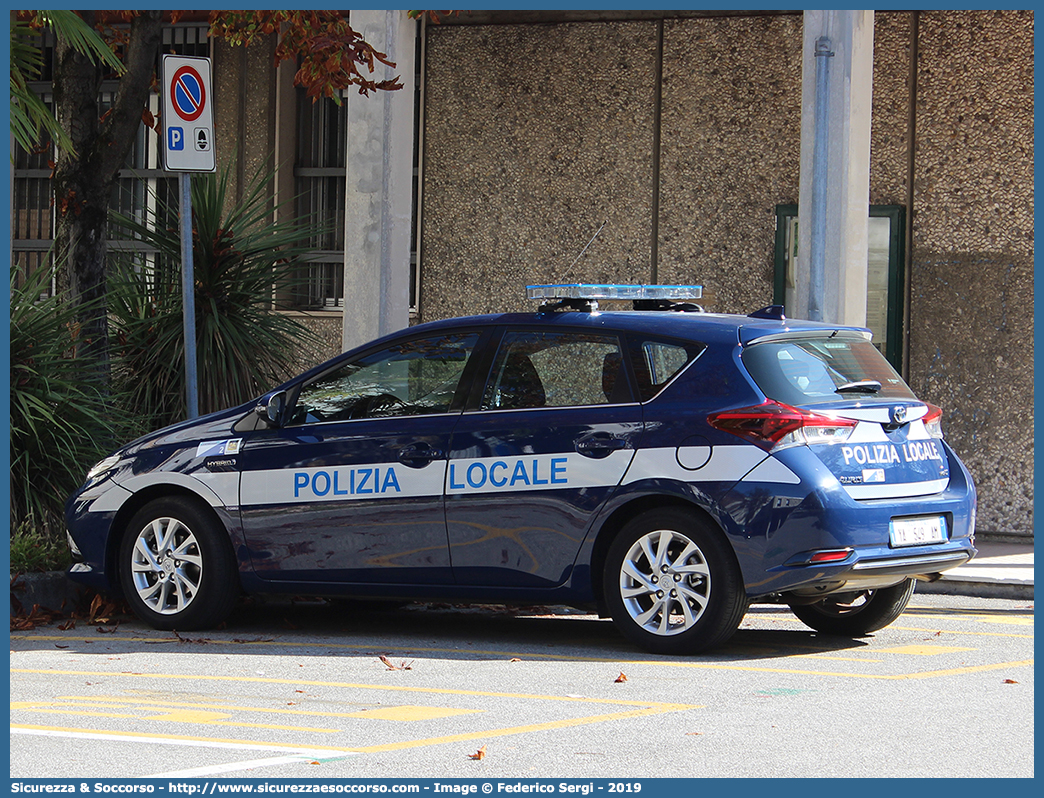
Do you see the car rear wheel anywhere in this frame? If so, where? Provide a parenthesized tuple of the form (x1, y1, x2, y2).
(788, 579, 916, 636)
(119, 497, 239, 630)
(603, 509, 748, 655)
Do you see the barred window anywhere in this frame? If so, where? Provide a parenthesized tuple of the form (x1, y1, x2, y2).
(11, 24, 210, 291)
(293, 91, 347, 309)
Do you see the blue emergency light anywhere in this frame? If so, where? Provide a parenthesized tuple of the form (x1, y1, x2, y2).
(527, 283, 704, 313)
(526, 283, 703, 301)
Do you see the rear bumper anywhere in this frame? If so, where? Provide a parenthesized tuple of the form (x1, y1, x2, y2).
(775, 543, 976, 598)
(849, 549, 973, 577)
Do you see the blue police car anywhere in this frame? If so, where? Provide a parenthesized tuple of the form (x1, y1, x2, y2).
(65, 285, 977, 654)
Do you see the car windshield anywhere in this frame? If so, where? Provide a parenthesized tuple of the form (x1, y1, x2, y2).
(741, 335, 916, 407)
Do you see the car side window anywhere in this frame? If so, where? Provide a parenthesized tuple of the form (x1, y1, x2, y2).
(288, 332, 480, 424)
(480, 330, 630, 410)
(629, 337, 706, 401)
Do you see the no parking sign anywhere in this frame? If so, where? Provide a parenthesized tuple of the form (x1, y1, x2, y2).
(161, 54, 215, 172)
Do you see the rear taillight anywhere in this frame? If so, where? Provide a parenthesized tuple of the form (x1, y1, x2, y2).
(707, 400, 857, 451)
(922, 403, 944, 439)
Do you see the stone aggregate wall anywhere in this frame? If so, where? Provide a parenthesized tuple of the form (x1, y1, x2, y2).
(288, 314, 343, 374)
(421, 21, 660, 320)
(657, 14, 803, 311)
(905, 10, 1034, 537)
(419, 11, 1032, 536)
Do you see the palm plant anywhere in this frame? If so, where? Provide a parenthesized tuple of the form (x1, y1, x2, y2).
(10, 11, 125, 156)
(9, 265, 126, 539)
(108, 162, 323, 429)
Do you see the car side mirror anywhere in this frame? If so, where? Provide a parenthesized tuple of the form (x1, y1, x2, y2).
(255, 390, 287, 427)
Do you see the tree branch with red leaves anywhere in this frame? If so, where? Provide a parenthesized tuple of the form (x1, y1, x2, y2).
(208, 11, 403, 101)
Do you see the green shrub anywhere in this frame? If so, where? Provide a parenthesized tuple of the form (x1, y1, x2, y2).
(10, 521, 71, 573)
(109, 162, 321, 429)
(9, 265, 125, 542)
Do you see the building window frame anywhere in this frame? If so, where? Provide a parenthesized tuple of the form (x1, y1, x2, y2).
(773, 203, 906, 370)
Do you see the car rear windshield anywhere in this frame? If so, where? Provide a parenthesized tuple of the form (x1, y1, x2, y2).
(741, 335, 917, 407)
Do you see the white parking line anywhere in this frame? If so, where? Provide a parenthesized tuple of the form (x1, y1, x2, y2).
(148, 755, 332, 778)
(10, 726, 357, 763)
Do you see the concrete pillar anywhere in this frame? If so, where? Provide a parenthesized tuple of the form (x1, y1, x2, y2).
(342, 10, 417, 351)
(796, 10, 874, 326)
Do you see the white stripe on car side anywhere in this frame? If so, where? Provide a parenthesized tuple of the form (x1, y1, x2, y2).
(92, 471, 238, 513)
(622, 446, 800, 485)
(93, 441, 947, 514)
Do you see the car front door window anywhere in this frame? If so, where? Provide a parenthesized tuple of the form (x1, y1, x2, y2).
(291, 332, 480, 424)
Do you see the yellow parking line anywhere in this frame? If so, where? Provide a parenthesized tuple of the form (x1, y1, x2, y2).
(795, 655, 883, 663)
(12, 653, 1034, 690)
(876, 645, 976, 656)
(51, 696, 481, 721)
(11, 670, 693, 709)
(897, 660, 1035, 681)
(11, 704, 695, 756)
(349, 706, 692, 753)
(890, 625, 1033, 639)
(13, 701, 344, 733)
(903, 613, 1033, 627)
(15, 708, 138, 720)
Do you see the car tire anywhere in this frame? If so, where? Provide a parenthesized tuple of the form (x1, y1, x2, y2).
(788, 579, 916, 636)
(603, 508, 748, 655)
(119, 496, 239, 631)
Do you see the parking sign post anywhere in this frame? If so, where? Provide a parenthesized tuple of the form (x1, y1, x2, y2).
(161, 55, 215, 173)
(162, 55, 216, 419)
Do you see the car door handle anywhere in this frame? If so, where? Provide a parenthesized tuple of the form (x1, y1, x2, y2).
(575, 433, 628, 458)
(397, 443, 444, 468)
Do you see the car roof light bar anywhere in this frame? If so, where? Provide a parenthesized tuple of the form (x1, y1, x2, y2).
(527, 284, 703, 301)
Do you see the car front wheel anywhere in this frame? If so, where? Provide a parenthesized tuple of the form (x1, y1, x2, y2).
(788, 579, 916, 636)
(603, 509, 748, 655)
(119, 497, 239, 630)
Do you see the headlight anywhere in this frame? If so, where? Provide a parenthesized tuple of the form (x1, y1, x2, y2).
(85, 454, 121, 483)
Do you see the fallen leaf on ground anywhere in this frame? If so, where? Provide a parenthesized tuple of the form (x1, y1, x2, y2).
(10, 604, 63, 631)
(172, 630, 209, 644)
(379, 655, 413, 670)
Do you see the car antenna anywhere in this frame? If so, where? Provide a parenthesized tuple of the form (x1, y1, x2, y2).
(567, 219, 608, 271)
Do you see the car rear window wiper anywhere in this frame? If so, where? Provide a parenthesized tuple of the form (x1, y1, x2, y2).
(835, 379, 882, 394)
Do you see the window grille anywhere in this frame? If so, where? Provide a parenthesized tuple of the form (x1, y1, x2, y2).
(293, 91, 347, 309)
(10, 24, 210, 291)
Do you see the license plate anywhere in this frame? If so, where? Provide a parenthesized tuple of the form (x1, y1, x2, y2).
(890, 516, 948, 547)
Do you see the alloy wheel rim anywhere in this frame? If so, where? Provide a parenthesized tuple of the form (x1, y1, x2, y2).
(619, 528, 711, 636)
(129, 517, 204, 614)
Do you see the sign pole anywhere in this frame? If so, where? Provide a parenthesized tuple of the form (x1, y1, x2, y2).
(179, 172, 199, 418)
(162, 54, 214, 420)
